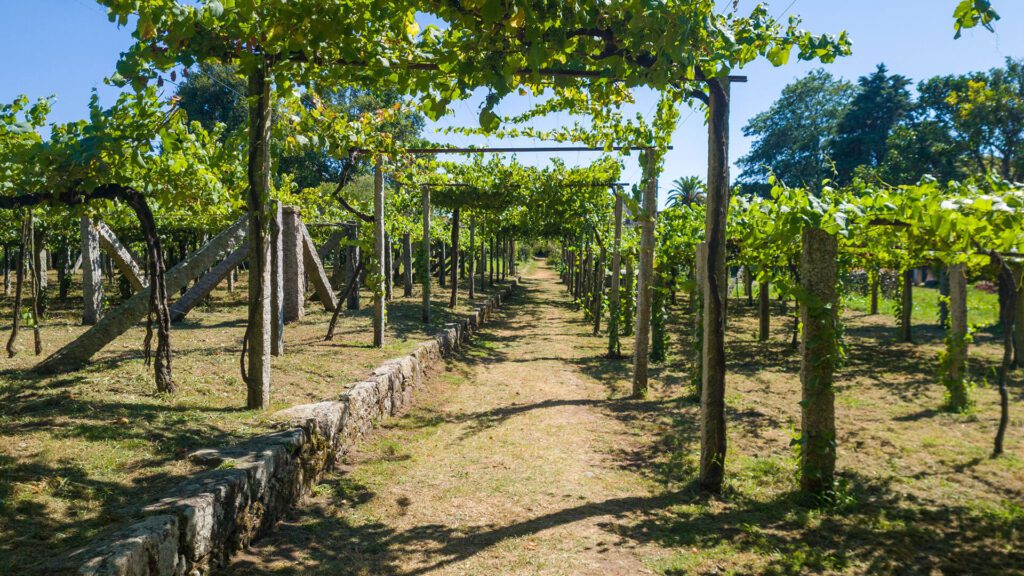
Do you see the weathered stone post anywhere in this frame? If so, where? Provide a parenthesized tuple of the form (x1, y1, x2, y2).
(438, 241, 446, 288)
(869, 269, 879, 315)
(900, 268, 914, 343)
(270, 202, 284, 356)
(480, 239, 486, 290)
(1014, 265, 1024, 368)
(593, 246, 605, 336)
(449, 208, 460, 308)
(759, 279, 770, 342)
(468, 217, 476, 300)
(693, 242, 708, 394)
(372, 159, 386, 347)
(608, 192, 624, 357)
(345, 224, 360, 311)
(269, 204, 283, 353)
(385, 232, 393, 301)
(938, 266, 950, 328)
(743, 266, 752, 305)
(421, 186, 431, 323)
(402, 232, 413, 297)
(623, 254, 635, 336)
(632, 151, 658, 398)
(34, 228, 47, 291)
(3, 244, 9, 295)
(944, 263, 970, 410)
(281, 206, 304, 323)
(799, 227, 838, 498)
(81, 215, 103, 325)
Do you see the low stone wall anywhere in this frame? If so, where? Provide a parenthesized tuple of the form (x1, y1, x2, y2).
(64, 280, 520, 576)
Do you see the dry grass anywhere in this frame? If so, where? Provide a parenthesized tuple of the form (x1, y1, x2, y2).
(225, 263, 1022, 576)
(0, 267, 518, 574)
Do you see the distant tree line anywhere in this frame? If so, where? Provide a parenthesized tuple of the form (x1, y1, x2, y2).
(737, 58, 1024, 196)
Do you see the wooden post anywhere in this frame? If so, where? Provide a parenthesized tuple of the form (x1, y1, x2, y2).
(608, 193, 624, 357)
(245, 59, 273, 409)
(421, 187, 431, 324)
(800, 227, 838, 498)
(700, 77, 730, 493)
(403, 232, 413, 297)
(489, 237, 495, 287)
(900, 269, 914, 343)
(468, 217, 476, 300)
(944, 263, 970, 410)
(450, 208, 460, 308)
(270, 201, 284, 356)
(372, 159, 385, 347)
(743, 267, 753, 306)
(632, 151, 658, 398)
(345, 224, 360, 310)
(81, 215, 103, 325)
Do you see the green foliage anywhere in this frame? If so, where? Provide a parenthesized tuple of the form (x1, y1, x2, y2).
(737, 70, 855, 195)
(832, 64, 913, 184)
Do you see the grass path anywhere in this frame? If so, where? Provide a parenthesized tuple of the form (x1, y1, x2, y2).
(227, 262, 663, 575)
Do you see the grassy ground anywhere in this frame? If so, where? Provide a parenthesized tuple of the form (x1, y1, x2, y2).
(224, 262, 1022, 575)
(844, 284, 1001, 328)
(0, 264, 521, 574)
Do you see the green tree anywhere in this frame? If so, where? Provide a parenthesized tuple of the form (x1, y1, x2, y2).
(831, 64, 912, 183)
(175, 63, 248, 136)
(737, 70, 855, 195)
(667, 176, 705, 208)
(947, 58, 1024, 180)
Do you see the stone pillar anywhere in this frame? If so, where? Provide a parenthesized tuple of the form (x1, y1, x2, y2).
(869, 270, 879, 315)
(608, 193, 623, 357)
(938, 266, 950, 328)
(403, 232, 413, 297)
(800, 227, 838, 498)
(345, 224, 360, 310)
(372, 160, 385, 347)
(34, 229, 47, 291)
(900, 269, 913, 343)
(421, 187, 431, 323)
(281, 206, 304, 323)
(945, 263, 970, 410)
(270, 202, 284, 355)
(468, 218, 476, 300)
(449, 208, 460, 309)
(759, 279, 770, 342)
(1014, 265, 1024, 369)
(385, 232, 393, 301)
(81, 216, 103, 325)
(438, 241, 446, 288)
(743, 266, 752, 306)
(632, 152, 658, 398)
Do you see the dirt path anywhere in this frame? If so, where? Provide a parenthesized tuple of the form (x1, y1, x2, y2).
(226, 263, 664, 575)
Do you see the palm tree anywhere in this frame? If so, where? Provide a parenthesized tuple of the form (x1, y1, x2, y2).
(668, 176, 706, 208)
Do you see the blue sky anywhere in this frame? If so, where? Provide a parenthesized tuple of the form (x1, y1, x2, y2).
(1, 0, 1021, 205)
